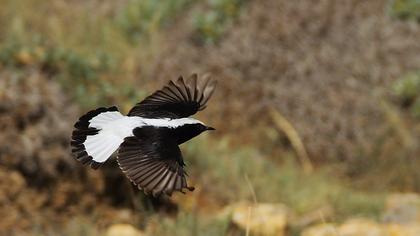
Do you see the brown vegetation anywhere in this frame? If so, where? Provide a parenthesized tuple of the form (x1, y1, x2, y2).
(148, 0, 420, 162)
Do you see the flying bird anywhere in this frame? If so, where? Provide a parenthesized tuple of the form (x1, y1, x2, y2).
(70, 74, 216, 197)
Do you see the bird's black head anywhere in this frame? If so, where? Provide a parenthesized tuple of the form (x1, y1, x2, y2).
(172, 123, 215, 144)
(196, 123, 216, 132)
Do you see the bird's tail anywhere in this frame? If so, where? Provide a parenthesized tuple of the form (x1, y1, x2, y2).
(71, 106, 125, 169)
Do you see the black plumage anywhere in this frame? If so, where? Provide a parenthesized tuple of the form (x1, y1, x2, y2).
(70, 73, 216, 197)
(128, 74, 216, 118)
(118, 127, 194, 196)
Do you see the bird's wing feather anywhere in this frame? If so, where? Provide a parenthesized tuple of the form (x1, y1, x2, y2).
(117, 127, 194, 196)
(128, 74, 216, 118)
(71, 106, 123, 169)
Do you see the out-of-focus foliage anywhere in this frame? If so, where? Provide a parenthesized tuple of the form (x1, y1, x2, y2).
(392, 0, 420, 21)
(153, 0, 420, 165)
(117, 0, 194, 42)
(0, 39, 142, 108)
(0, 0, 149, 108)
(0, 69, 126, 234)
(393, 71, 420, 118)
(183, 136, 385, 219)
(193, 0, 247, 44)
(0, 40, 118, 107)
(0, 70, 77, 180)
(148, 211, 231, 236)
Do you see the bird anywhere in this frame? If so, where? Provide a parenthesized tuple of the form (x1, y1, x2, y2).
(70, 73, 216, 197)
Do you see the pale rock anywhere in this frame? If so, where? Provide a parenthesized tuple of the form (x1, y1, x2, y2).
(303, 219, 387, 236)
(293, 205, 334, 228)
(227, 202, 290, 236)
(383, 193, 420, 224)
(106, 224, 144, 236)
(301, 223, 338, 236)
(302, 220, 387, 236)
(338, 218, 388, 236)
(386, 223, 420, 236)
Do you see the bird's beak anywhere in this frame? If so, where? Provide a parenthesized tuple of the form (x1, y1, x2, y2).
(206, 126, 216, 131)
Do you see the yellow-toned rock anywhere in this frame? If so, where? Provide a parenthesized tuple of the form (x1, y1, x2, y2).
(338, 218, 388, 236)
(386, 223, 420, 236)
(302, 220, 420, 236)
(15, 50, 34, 65)
(301, 223, 338, 236)
(383, 193, 420, 224)
(106, 224, 145, 236)
(226, 202, 290, 236)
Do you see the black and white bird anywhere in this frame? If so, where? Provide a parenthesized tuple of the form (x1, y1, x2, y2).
(70, 74, 216, 197)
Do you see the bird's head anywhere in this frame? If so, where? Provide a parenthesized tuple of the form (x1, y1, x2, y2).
(197, 123, 215, 132)
(172, 119, 215, 144)
(182, 122, 215, 135)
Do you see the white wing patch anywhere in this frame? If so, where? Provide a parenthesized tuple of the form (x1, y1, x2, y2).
(89, 111, 125, 128)
(83, 111, 130, 163)
(84, 133, 122, 162)
(83, 114, 203, 163)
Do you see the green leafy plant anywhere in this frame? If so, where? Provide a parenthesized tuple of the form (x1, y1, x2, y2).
(391, 0, 420, 21)
(193, 0, 247, 44)
(117, 0, 194, 42)
(0, 38, 146, 108)
(393, 71, 420, 118)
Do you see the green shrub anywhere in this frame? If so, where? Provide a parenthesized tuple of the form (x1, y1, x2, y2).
(391, 0, 420, 21)
(150, 211, 231, 236)
(393, 71, 420, 118)
(0, 38, 145, 108)
(117, 0, 194, 42)
(193, 0, 247, 44)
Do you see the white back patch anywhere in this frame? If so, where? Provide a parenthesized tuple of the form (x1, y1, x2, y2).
(83, 115, 204, 163)
(140, 117, 203, 128)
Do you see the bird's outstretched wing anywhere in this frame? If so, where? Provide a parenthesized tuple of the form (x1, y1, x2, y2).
(128, 74, 216, 118)
(117, 127, 194, 197)
(71, 106, 122, 169)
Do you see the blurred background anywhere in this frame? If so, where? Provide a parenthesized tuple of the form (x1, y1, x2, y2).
(0, 0, 419, 235)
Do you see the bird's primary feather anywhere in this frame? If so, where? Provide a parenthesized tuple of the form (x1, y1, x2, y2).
(128, 74, 216, 118)
(117, 127, 194, 196)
